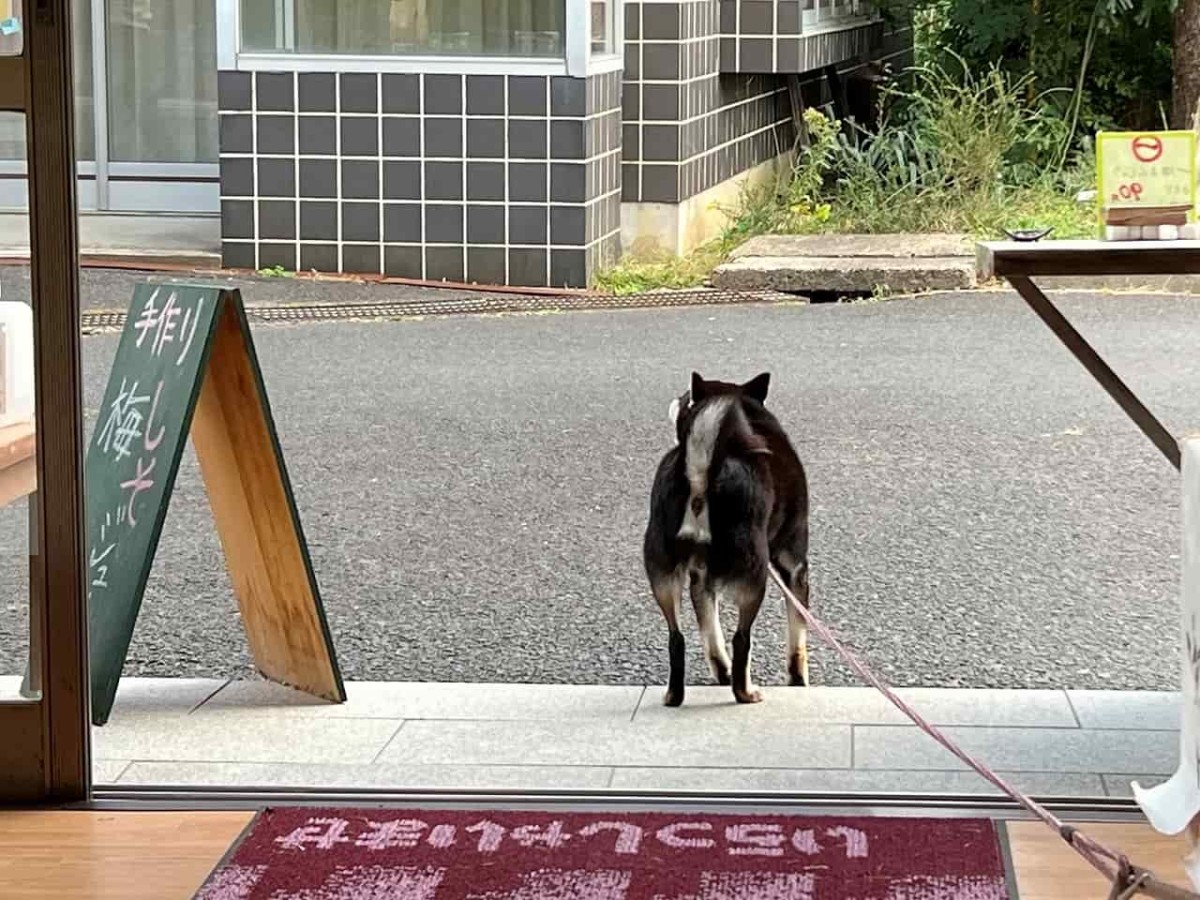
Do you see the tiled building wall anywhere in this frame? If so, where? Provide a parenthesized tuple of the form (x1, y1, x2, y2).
(218, 70, 622, 288)
(622, 0, 793, 205)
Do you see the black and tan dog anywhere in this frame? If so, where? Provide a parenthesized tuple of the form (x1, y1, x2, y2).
(643, 372, 811, 706)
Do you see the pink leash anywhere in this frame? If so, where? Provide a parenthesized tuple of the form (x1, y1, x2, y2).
(767, 565, 1200, 898)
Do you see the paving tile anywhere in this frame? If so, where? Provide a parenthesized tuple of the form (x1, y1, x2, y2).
(1068, 691, 1180, 731)
(106, 678, 227, 721)
(610, 767, 1104, 797)
(377, 718, 851, 769)
(199, 680, 644, 721)
(1102, 774, 1157, 798)
(115, 761, 613, 790)
(92, 759, 132, 784)
(854, 726, 1177, 775)
(93, 715, 401, 765)
(635, 686, 1076, 728)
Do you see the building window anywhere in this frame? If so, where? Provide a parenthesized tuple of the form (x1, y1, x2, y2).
(242, 0, 567, 58)
(590, 0, 613, 55)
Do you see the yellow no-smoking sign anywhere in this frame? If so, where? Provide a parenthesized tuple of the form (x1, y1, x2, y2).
(1097, 130, 1196, 218)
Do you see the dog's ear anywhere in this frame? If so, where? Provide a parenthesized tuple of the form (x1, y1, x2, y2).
(742, 372, 770, 403)
(690, 372, 708, 402)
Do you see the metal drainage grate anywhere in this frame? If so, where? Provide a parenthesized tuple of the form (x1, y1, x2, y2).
(80, 287, 804, 332)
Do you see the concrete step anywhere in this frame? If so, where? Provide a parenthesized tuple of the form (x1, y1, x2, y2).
(712, 254, 977, 294)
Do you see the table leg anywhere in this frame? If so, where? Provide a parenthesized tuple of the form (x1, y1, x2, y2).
(1008, 275, 1181, 471)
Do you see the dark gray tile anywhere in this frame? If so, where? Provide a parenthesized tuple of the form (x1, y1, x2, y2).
(466, 75, 505, 115)
(509, 206, 548, 245)
(385, 245, 424, 279)
(341, 118, 379, 156)
(222, 240, 256, 269)
(778, 1, 801, 33)
(382, 74, 421, 114)
(508, 120, 548, 159)
(622, 124, 640, 161)
(256, 115, 295, 155)
(424, 74, 463, 114)
(550, 249, 587, 288)
(642, 3, 680, 39)
(641, 84, 679, 121)
(383, 203, 422, 242)
(219, 115, 253, 153)
(549, 207, 586, 246)
(424, 161, 463, 200)
(639, 163, 678, 202)
(299, 201, 338, 240)
(621, 162, 640, 201)
(466, 205, 506, 244)
(777, 38, 800, 71)
(467, 247, 507, 286)
(719, 0, 736, 33)
(466, 119, 505, 159)
(624, 43, 641, 80)
(299, 159, 337, 198)
(383, 160, 422, 200)
(298, 116, 336, 155)
(218, 71, 251, 112)
(341, 159, 380, 199)
(340, 73, 378, 113)
(642, 124, 679, 161)
(740, 1, 774, 33)
(342, 243, 381, 274)
(426, 246, 464, 282)
(622, 85, 640, 121)
(258, 242, 297, 271)
(257, 158, 295, 197)
(550, 163, 586, 202)
(424, 118, 463, 158)
(550, 77, 586, 117)
(550, 121, 585, 160)
(508, 248, 547, 287)
(642, 42, 680, 81)
(509, 162, 547, 202)
(508, 76, 547, 116)
(720, 38, 737, 70)
(255, 72, 293, 111)
(467, 162, 506, 201)
(300, 243, 338, 272)
(298, 73, 336, 112)
(624, 2, 640, 40)
(425, 205, 464, 243)
(383, 118, 421, 157)
(342, 201, 381, 241)
(738, 38, 774, 71)
(221, 199, 255, 239)
(258, 199, 296, 239)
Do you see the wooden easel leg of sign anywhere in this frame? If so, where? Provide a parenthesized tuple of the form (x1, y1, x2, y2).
(188, 298, 344, 706)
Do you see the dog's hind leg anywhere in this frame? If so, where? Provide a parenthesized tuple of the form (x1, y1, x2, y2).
(690, 570, 732, 685)
(730, 575, 767, 704)
(775, 549, 811, 687)
(651, 572, 687, 706)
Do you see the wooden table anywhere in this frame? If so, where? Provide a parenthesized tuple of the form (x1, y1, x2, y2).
(978, 240, 1200, 471)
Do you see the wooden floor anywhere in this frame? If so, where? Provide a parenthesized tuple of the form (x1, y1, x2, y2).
(0, 810, 1191, 898)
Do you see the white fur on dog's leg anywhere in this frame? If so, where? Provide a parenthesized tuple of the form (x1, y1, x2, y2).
(692, 586, 731, 684)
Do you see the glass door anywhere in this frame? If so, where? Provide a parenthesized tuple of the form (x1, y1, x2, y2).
(103, 0, 219, 211)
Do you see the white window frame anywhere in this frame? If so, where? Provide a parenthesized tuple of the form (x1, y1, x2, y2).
(217, 0, 606, 78)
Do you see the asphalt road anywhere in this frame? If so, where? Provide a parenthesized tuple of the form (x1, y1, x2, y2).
(0, 281, 1193, 690)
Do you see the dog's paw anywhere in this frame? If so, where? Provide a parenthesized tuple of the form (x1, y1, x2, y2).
(787, 673, 808, 687)
(663, 689, 684, 707)
(734, 689, 763, 704)
(715, 670, 732, 687)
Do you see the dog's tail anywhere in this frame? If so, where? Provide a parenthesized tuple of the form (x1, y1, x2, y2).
(677, 398, 769, 545)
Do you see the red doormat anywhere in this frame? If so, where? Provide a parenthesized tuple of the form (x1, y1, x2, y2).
(195, 807, 1012, 899)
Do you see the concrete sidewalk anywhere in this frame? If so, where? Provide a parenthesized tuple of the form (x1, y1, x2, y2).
(0, 213, 220, 268)
(7, 677, 1174, 797)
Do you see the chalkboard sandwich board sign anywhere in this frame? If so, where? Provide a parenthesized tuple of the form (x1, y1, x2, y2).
(86, 283, 344, 725)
